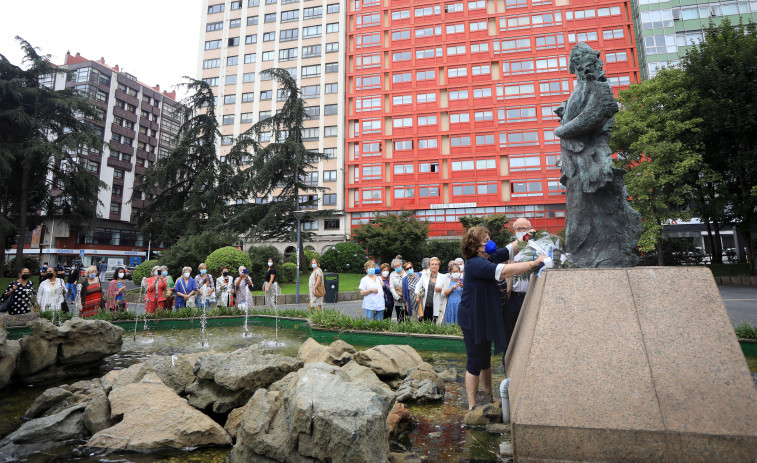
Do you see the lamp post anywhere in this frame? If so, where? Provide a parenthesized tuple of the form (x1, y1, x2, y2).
(293, 210, 306, 304)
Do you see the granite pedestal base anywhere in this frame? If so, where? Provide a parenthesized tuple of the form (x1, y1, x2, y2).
(505, 267, 757, 462)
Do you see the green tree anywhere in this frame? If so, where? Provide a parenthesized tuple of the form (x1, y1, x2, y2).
(248, 245, 283, 283)
(682, 19, 757, 273)
(132, 259, 160, 283)
(458, 214, 514, 245)
(132, 79, 234, 248)
(351, 211, 429, 264)
(158, 230, 236, 277)
(0, 38, 105, 273)
(424, 239, 462, 268)
(320, 242, 368, 273)
(610, 67, 704, 265)
(205, 246, 252, 278)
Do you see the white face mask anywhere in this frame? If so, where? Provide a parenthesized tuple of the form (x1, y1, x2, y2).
(381, 270, 389, 277)
(268, 262, 273, 267)
(451, 272, 461, 280)
(118, 272, 124, 279)
(183, 272, 190, 278)
(516, 231, 527, 240)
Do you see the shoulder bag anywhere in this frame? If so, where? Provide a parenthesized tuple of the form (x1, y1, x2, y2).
(313, 271, 326, 298)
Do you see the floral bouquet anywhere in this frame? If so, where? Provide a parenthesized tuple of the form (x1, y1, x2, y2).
(513, 232, 572, 281)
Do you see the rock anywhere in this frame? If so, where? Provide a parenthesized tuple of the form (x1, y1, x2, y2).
(297, 337, 356, 366)
(354, 344, 424, 379)
(0, 311, 39, 329)
(16, 332, 58, 377)
(499, 441, 513, 457)
(386, 402, 418, 440)
(437, 367, 458, 382)
(229, 362, 395, 463)
(0, 404, 87, 459)
(464, 402, 503, 427)
(486, 423, 510, 435)
(395, 362, 445, 403)
(0, 329, 20, 390)
(142, 351, 209, 394)
(83, 394, 112, 434)
(86, 380, 231, 451)
(224, 397, 256, 440)
(342, 359, 393, 393)
(186, 347, 303, 413)
(389, 452, 423, 462)
(23, 386, 72, 419)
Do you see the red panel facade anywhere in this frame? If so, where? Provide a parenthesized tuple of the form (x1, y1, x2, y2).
(345, 0, 638, 236)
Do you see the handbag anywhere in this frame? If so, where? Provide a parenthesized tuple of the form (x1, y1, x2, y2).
(313, 271, 326, 298)
(0, 293, 13, 313)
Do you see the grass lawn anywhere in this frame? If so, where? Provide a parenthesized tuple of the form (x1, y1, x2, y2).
(707, 263, 752, 277)
(251, 272, 363, 295)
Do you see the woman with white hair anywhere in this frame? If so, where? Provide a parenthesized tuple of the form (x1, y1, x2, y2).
(415, 257, 446, 322)
(234, 265, 254, 309)
(144, 265, 167, 314)
(173, 266, 196, 310)
(78, 265, 102, 317)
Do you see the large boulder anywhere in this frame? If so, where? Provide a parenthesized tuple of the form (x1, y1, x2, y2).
(16, 318, 123, 380)
(354, 345, 424, 379)
(297, 337, 356, 366)
(22, 386, 72, 419)
(395, 362, 445, 403)
(185, 346, 303, 413)
(342, 359, 393, 393)
(23, 379, 107, 419)
(228, 362, 395, 463)
(86, 380, 231, 451)
(0, 328, 20, 390)
(464, 401, 503, 427)
(0, 404, 87, 459)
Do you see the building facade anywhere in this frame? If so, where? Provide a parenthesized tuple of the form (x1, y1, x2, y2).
(198, 0, 349, 254)
(631, 0, 757, 79)
(7, 52, 182, 268)
(345, 0, 639, 236)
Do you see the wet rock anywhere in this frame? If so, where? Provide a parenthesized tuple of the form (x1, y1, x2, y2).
(142, 351, 211, 395)
(0, 404, 87, 459)
(83, 394, 113, 434)
(437, 367, 458, 383)
(228, 362, 395, 463)
(464, 402, 503, 427)
(224, 396, 256, 440)
(395, 362, 445, 403)
(386, 402, 418, 440)
(499, 441, 513, 457)
(486, 423, 510, 435)
(354, 344, 424, 379)
(297, 337, 356, 366)
(342, 359, 393, 393)
(86, 380, 231, 451)
(389, 451, 423, 462)
(23, 386, 72, 419)
(186, 346, 303, 414)
(0, 329, 20, 390)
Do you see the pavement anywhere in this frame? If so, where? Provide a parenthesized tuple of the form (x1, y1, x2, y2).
(118, 285, 757, 326)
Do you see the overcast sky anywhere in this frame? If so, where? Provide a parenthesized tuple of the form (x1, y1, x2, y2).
(0, 0, 203, 100)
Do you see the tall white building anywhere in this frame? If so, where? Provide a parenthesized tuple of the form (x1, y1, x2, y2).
(197, 0, 348, 255)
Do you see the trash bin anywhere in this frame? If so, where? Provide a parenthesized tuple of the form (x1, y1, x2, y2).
(324, 273, 339, 303)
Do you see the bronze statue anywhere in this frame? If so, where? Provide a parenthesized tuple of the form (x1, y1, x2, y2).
(554, 43, 641, 267)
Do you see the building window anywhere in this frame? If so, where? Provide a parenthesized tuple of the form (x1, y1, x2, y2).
(262, 51, 274, 61)
(324, 148, 336, 159)
(393, 162, 413, 173)
(324, 218, 339, 228)
(113, 169, 124, 179)
(304, 6, 322, 19)
(222, 115, 235, 125)
(247, 16, 259, 26)
(230, 18, 241, 28)
(324, 170, 337, 181)
(324, 104, 338, 115)
(325, 62, 338, 73)
(203, 58, 220, 69)
(280, 28, 298, 41)
(245, 34, 257, 44)
(243, 72, 255, 83)
(230, 1, 242, 10)
(281, 9, 299, 22)
(110, 202, 121, 215)
(228, 37, 240, 47)
(205, 39, 222, 50)
(511, 179, 543, 197)
(302, 45, 321, 58)
(279, 47, 298, 61)
(324, 126, 337, 137)
(305, 106, 320, 118)
(303, 25, 322, 38)
(224, 94, 236, 104)
(208, 3, 225, 14)
(227, 56, 239, 66)
(327, 3, 339, 14)
(302, 128, 319, 140)
(326, 23, 339, 33)
(260, 90, 272, 100)
(206, 21, 223, 31)
(242, 92, 254, 102)
(225, 75, 237, 85)
(302, 85, 320, 98)
(244, 53, 256, 64)
(241, 112, 254, 123)
(203, 77, 219, 87)
(302, 65, 321, 78)
(264, 13, 277, 22)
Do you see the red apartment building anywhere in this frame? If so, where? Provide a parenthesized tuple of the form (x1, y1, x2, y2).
(345, 0, 638, 236)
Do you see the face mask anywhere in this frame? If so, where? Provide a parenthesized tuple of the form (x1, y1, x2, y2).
(516, 231, 527, 240)
(46, 272, 54, 278)
(406, 269, 414, 276)
(268, 262, 273, 267)
(312, 263, 317, 269)
(484, 240, 497, 255)
(118, 273, 125, 278)
(367, 268, 376, 275)
(381, 270, 389, 277)
(395, 267, 402, 273)
(89, 273, 97, 279)
(451, 272, 461, 280)
(183, 272, 190, 278)
(162, 271, 168, 276)
(223, 271, 229, 277)
(200, 269, 207, 275)
(459, 264, 464, 272)
(21, 274, 30, 280)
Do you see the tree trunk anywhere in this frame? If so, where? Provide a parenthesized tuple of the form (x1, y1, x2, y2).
(656, 235, 665, 266)
(712, 221, 723, 265)
(14, 162, 31, 275)
(703, 217, 717, 264)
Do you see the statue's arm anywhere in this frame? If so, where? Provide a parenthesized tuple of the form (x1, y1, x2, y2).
(554, 85, 618, 139)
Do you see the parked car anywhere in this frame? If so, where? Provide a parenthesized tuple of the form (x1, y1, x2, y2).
(104, 266, 132, 281)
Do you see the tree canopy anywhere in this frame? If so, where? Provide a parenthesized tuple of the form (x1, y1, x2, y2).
(458, 214, 514, 245)
(351, 211, 429, 264)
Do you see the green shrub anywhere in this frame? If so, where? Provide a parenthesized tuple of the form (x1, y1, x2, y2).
(734, 322, 757, 340)
(159, 231, 236, 278)
(320, 242, 368, 273)
(279, 262, 298, 283)
(132, 259, 160, 283)
(4, 256, 40, 277)
(248, 245, 283, 283)
(304, 248, 321, 266)
(424, 240, 462, 269)
(309, 310, 463, 336)
(205, 246, 252, 278)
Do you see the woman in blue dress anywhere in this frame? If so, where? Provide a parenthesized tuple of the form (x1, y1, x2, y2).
(443, 263, 463, 325)
(458, 226, 545, 411)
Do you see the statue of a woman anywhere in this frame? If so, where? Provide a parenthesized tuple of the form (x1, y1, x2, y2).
(554, 43, 641, 267)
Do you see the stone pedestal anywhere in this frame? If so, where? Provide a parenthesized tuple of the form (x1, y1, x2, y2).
(505, 267, 757, 462)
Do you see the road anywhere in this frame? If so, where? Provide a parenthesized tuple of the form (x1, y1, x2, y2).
(122, 284, 757, 326)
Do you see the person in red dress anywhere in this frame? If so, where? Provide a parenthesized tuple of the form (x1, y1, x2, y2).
(144, 265, 167, 314)
(79, 265, 103, 318)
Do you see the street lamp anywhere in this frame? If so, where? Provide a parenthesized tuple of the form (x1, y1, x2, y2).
(293, 210, 306, 304)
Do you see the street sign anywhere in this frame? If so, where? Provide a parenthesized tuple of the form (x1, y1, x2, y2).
(79, 250, 85, 257)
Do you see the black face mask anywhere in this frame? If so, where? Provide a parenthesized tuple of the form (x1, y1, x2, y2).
(46, 273, 53, 278)
(223, 272, 229, 277)
(21, 274, 30, 280)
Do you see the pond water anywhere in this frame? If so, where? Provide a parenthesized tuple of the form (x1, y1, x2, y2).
(1, 321, 511, 462)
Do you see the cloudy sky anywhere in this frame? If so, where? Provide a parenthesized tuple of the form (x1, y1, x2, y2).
(0, 0, 203, 100)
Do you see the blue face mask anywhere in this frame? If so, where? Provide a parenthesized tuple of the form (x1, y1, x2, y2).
(368, 268, 376, 275)
(162, 271, 168, 276)
(485, 240, 498, 255)
(312, 263, 317, 269)
(395, 267, 402, 273)
(200, 269, 207, 274)
(89, 273, 97, 279)
(406, 269, 414, 276)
